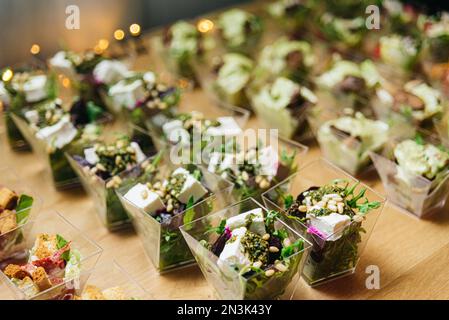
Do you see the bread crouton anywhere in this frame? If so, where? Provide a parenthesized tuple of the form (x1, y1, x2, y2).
(18, 276, 40, 297)
(31, 267, 52, 292)
(4, 264, 29, 280)
(0, 187, 18, 210)
(102, 286, 128, 300)
(33, 233, 58, 259)
(81, 285, 105, 300)
(0, 210, 17, 234)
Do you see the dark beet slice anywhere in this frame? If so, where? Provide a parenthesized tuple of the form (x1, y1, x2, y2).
(295, 186, 319, 204)
(72, 155, 91, 168)
(338, 75, 366, 93)
(70, 99, 90, 126)
(268, 236, 282, 263)
(211, 232, 229, 256)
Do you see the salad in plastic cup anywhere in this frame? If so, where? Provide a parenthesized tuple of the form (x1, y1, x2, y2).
(262, 158, 385, 286)
(117, 152, 233, 272)
(180, 197, 311, 299)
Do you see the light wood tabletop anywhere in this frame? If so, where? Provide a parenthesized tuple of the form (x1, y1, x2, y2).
(1, 11, 449, 300)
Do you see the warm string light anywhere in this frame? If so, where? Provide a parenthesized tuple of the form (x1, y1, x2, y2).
(93, 38, 109, 54)
(30, 44, 41, 55)
(197, 19, 214, 33)
(2, 69, 13, 82)
(129, 23, 141, 36)
(114, 29, 125, 41)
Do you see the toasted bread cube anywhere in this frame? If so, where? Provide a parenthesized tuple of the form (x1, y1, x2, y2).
(0, 210, 18, 234)
(32, 233, 58, 260)
(18, 276, 40, 297)
(4, 264, 29, 280)
(0, 187, 18, 210)
(81, 285, 106, 300)
(102, 286, 128, 300)
(32, 267, 53, 292)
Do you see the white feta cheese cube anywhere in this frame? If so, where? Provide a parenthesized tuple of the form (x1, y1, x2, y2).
(257, 146, 279, 177)
(143, 72, 156, 87)
(0, 82, 10, 105)
(24, 110, 39, 125)
(36, 115, 78, 149)
(84, 147, 99, 165)
(171, 167, 208, 204)
(207, 152, 222, 173)
(108, 79, 146, 110)
(205, 117, 242, 137)
(225, 208, 266, 236)
(124, 183, 165, 216)
(93, 60, 129, 85)
(130, 142, 146, 163)
(14, 75, 48, 103)
(162, 120, 190, 145)
(309, 213, 351, 241)
(48, 51, 75, 78)
(217, 227, 250, 274)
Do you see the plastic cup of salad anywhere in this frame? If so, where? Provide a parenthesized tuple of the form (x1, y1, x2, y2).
(11, 98, 112, 190)
(151, 20, 207, 84)
(262, 158, 385, 286)
(205, 131, 308, 203)
(370, 131, 449, 218)
(116, 152, 234, 273)
(265, 0, 312, 36)
(99, 70, 180, 126)
(66, 125, 156, 231)
(371, 79, 445, 129)
(143, 105, 249, 163)
(1, 70, 58, 151)
(180, 197, 312, 300)
(194, 52, 255, 112)
(314, 58, 382, 116)
(71, 258, 151, 300)
(0, 210, 102, 300)
(248, 76, 317, 141)
(214, 8, 264, 56)
(0, 167, 41, 262)
(306, 105, 390, 176)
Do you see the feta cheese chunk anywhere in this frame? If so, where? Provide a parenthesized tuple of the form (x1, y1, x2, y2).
(309, 213, 351, 241)
(124, 183, 165, 216)
(0, 82, 10, 105)
(205, 117, 242, 137)
(217, 227, 250, 273)
(207, 152, 236, 173)
(15, 75, 48, 103)
(36, 115, 77, 149)
(108, 79, 146, 110)
(130, 142, 146, 163)
(93, 60, 129, 85)
(162, 120, 190, 145)
(48, 51, 75, 78)
(249, 146, 279, 178)
(225, 208, 266, 236)
(84, 147, 99, 165)
(171, 167, 208, 203)
(24, 110, 39, 125)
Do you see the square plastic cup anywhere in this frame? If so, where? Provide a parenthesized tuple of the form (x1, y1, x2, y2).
(75, 258, 151, 300)
(11, 113, 82, 190)
(0, 210, 102, 300)
(3, 110, 30, 151)
(369, 131, 449, 218)
(116, 155, 234, 273)
(305, 105, 409, 176)
(0, 167, 42, 262)
(180, 197, 312, 300)
(219, 131, 308, 204)
(262, 158, 385, 286)
(66, 125, 157, 231)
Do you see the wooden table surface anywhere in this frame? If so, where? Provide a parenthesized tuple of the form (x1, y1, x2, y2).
(1, 24, 449, 301)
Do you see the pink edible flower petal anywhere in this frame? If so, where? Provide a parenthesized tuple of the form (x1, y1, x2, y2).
(307, 226, 326, 238)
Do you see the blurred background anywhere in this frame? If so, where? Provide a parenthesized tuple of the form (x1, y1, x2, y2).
(0, 0, 248, 67)
(0, 0, 448, 68)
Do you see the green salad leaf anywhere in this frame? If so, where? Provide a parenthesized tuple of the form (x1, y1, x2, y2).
(56, 234, 71, 262)
(281, 239, 304, 259)
(15, 194, 34, 224)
